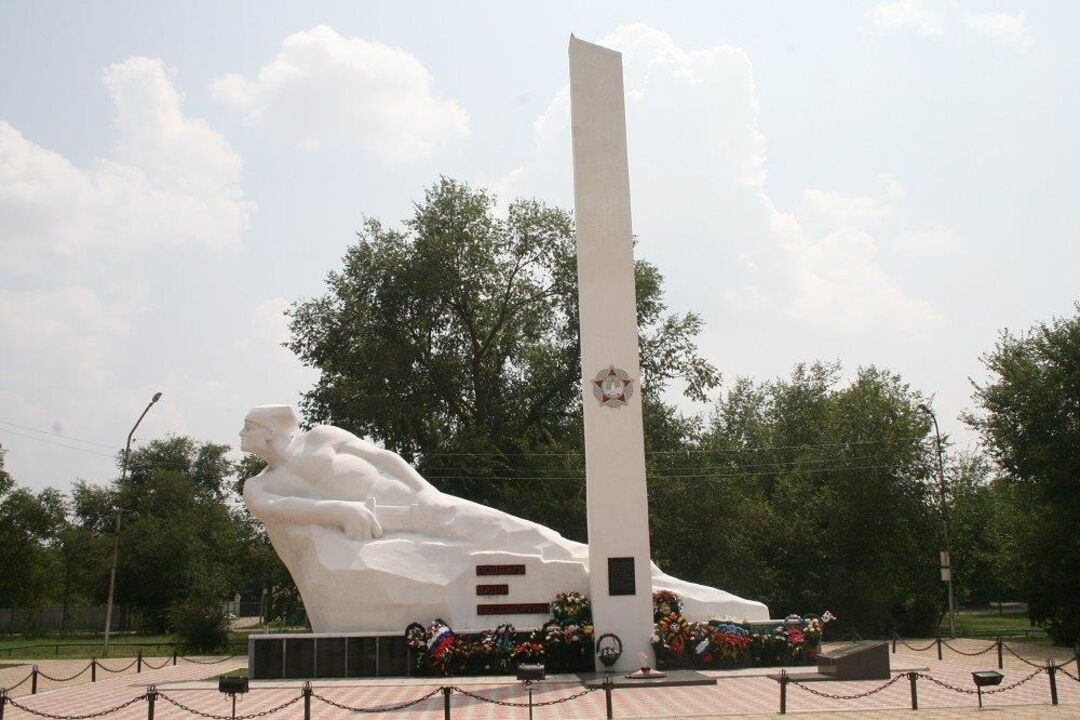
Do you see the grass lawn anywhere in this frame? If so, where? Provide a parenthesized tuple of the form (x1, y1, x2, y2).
(0, 633, 250, 660)
(939, 610, 1048, 642)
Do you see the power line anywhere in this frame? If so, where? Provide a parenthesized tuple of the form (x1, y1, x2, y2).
(0, 419, 117, 450)
(417, 436, 968, 459)
(0, 426, 117, 458)
(426, 461, 912, 483)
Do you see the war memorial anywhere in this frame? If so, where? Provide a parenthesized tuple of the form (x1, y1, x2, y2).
(241, 37, 773, 680)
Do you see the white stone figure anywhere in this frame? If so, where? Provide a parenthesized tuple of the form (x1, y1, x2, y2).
(241, 405, 769, 632)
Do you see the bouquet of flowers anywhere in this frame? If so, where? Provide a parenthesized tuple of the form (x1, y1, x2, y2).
(551, 592, 592, 623)
(652, 590, 683, 620)
(511, 641, 546, 663)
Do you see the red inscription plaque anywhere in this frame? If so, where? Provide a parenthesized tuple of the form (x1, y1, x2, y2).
(475, 584, 509, 596)
(475, 564, 526, 576)
(476, 603, 550, 616)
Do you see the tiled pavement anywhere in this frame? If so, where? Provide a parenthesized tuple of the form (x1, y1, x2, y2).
(1, 640, 1077, 719)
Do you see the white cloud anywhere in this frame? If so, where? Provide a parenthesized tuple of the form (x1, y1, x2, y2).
(799, 188, 892, 229)
(871, 0, 945, 38)
(784, 228, 941, 333)
(964, 11, 1031, 49)
(896, 225, 964, 254)
(0, 57, 255, 490)
(0, 57, 251, 277)
(497, 24, 942, 342)
(211, 25, 469, 162)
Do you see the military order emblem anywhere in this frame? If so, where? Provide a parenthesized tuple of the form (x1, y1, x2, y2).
(592, 366, 634, 408)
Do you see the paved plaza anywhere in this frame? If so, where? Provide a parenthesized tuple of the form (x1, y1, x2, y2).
(1, 640, 1077, 719)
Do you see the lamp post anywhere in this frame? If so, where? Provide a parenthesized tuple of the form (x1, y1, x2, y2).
(103, 391, 162, 655)
(919, 402, 956, 638)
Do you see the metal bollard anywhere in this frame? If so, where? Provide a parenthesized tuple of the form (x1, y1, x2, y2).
(936, 637, 942, 661)
(780, 671, 790, 713)
(908, 672, 918, 709)
(302, 682, 311, 720)
(604, 676, 613, 720)
(31, 666, 38, 695)
(172, 650, 177, 667)
(442, 685, 451, 720)
(137, 650, 143, 673)
(146, 686, 157, 720)
(91, 658, 97, 683)
(891, 633, 897, 653)
(997, 638, 1003, 670)
(1047, 660, 1058, 706)
(527, 685, 534, 720)
(1, 688, 8, 720)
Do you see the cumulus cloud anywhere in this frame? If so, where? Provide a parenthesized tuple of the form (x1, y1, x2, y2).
(211, 25, 469, 161)
(871, 0, 945, 38)
(497, 23, 942, 342)
(0, 57, 255, 489)
(799, 189, 892, 229)
(0, 57, 251, 276)
(964, 11, 1031, 49)
(870, 3, 1033, 48)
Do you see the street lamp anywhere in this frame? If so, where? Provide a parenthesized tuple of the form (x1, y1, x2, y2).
(103, 391, 162, 655)
(919, 402, 956, 638)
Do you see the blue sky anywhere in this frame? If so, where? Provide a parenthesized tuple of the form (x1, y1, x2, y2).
(2, 1, 1077, 491)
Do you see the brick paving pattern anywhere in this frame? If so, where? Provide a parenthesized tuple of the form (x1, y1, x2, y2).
(0, 640, 1076, 719)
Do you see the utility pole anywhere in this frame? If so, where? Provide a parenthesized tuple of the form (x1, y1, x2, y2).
(103, 392, 162, 655)
(919, 403, 956, 638)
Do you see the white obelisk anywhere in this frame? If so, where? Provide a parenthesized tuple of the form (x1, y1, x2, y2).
(569, 36, 654, 671)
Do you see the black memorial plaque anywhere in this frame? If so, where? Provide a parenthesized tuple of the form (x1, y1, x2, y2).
(252, 638, 283, 679)
(315, 637, 346, 678)
(377, 636, 408, 676)
(608, 557, 636, 596)
(284, 637, 315, 678)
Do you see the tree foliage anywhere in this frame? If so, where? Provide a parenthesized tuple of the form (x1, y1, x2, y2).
(648, 363, 942, 635)
(966, 304, 1080, 644)
(288, 177, 719, 536)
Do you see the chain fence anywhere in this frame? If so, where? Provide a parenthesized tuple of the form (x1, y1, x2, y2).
(0, 653, 242, 695)
(4, 692, 147, 720)
(309, 686, 444, 713)
(2, 649, 1077, 720)
(449, 684, 596, 707)
(156, 691, 301, 720)
(788, 672, 906, 700)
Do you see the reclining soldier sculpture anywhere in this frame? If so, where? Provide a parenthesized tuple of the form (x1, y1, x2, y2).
(241, 404, 769, 632)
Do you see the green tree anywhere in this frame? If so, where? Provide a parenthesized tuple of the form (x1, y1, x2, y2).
(944, 452, 1013, 607)
(0, 446, 68, 612)
(966, 304, 1080, 644)
(72, 437, 249, 632)
(287, 177, 719, 537)
(693, 363, 941, 635)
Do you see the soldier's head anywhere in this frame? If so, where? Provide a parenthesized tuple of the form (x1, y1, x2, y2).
(240, 405, 299, 467)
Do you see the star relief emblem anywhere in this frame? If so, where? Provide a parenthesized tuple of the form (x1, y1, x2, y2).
(592, 366, 634, 408)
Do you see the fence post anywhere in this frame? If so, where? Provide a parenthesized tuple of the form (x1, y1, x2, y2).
(31, 665, 38, 695)
(1074, 644, 1079, 671)
(146, 685, 157, 720)
(604, 676, 613, 720)
(302, 682, 311, 720)
(442, 686, 451, 720)
(1, 688, 7, 720)
(997, 637, 1003, 670)
(172, 649, 177, 667)
(137, 650, 143, 673)
(908, 672, 918, 710)
(781, 671, 790, 713)
(91, 658, 97, 682)
(936, 637, 942, 661)
(1047, 660, 1058, 706)
(891, 632, 897, 653)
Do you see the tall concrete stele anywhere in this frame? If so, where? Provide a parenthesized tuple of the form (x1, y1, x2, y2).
(569, 36, 655, 671)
